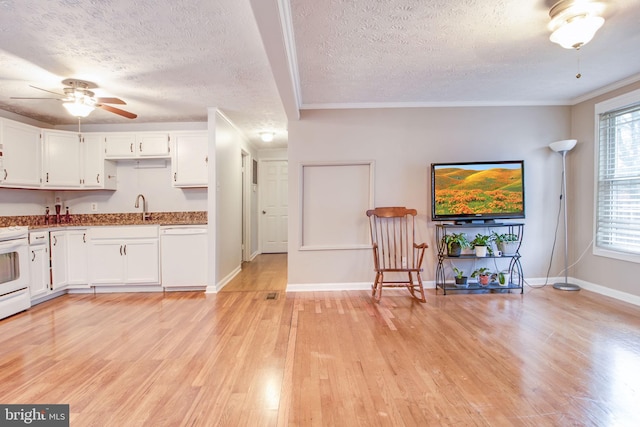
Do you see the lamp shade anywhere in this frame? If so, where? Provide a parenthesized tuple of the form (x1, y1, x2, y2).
(63, 101, 94, 118)
(549, 139, 577, 153)
(550, 15, 604, 49)
(548, 0, 605, 49)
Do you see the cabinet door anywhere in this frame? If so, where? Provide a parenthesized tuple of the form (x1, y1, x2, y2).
(50, 231, 68, 290)
(0, 119, 42, 188)
(171, 132, 208, 187)
(82, 134, 117, 189)
(104, 133, 136, 158)
(67, 230, 89, 286)
(42, 130, 82, 188)
(124, 239, 159, 284)
(29, 245, 50, 299)
(137, 133, 170, 157)
(89, 240, 126, 284)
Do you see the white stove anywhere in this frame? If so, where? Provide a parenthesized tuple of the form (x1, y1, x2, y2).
(0, 225, 31, 320)
(0, 226, 29, 242)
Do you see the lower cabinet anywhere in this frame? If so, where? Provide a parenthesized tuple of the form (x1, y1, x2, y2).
(29, 231, 50, 300)
(66, 229, 89, 286)
(88, 227, 160, 285)
(50, 230, 68, 290)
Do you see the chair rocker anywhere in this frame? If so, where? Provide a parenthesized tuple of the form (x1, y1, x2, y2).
(366, 207, 428, 302)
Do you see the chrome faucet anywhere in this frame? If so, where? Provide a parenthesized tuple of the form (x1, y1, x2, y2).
(134, 194, 151, 221)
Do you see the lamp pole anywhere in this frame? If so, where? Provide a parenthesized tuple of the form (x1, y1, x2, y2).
(553, 145, 580, 291)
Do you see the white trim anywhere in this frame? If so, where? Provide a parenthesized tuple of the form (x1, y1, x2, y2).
(286, 280, 436, 292)
(277, 0, 302, 109)
(573, 73, 640, 105)
(572, 277, 640, 307)
(287, 277, 640, 307)
(215, 265, 242, 292)
(298, 160, 375, 251)
(593, 89, 640, 263)
(300, 100, 571, 110)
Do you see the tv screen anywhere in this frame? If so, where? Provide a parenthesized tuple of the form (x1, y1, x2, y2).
(431, 160, 525, 223)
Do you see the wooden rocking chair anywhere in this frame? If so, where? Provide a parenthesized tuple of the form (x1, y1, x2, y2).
(366, 207, 428, 302)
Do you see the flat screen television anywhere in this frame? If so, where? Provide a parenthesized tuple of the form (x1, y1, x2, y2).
(430, 160, 525, 223)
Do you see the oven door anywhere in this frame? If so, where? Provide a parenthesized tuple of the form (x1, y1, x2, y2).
(0, 238, 29, 295)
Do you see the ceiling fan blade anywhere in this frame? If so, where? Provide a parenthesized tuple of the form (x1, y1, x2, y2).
(95, 97, 126, 105)
(98, 104, 137, 119)
(11, 97, 63, 100)
(29, 85, 65, 96)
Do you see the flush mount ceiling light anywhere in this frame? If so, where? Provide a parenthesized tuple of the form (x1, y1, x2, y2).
(548, 0, 605, 49)
(260, 132, 274, 142)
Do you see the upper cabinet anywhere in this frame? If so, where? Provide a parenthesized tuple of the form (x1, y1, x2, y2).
(171, 131, 208, 187)
(0, 119, 42, 188)
(104, 132, 170, 159)
(42, 130, 82, 188)
(82, 134, 117, 189)
(42, 130, 117, 190)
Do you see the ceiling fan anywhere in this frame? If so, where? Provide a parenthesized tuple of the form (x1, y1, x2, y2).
(11, 78, 137, 119)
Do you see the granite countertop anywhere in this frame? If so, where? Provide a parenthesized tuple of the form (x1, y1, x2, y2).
(0, 211, 207, 229)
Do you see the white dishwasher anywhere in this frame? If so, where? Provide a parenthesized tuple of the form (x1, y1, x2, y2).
(160, 226, 208, 289)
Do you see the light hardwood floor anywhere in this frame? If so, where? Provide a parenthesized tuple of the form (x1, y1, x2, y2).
(1, 255, 640, 426)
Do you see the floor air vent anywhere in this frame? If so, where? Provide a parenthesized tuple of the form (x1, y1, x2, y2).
(266, 292, 278, 300)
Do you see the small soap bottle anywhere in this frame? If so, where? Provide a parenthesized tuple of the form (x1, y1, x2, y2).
(65, 206, 71, 224)
(44, 206, 50, 225)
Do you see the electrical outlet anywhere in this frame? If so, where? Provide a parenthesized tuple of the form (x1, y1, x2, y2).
(91, 203, 98, 212)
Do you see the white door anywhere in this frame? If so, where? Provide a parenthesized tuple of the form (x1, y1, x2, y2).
(50, 231, 68, 290)
(261, 160, 288, 253)
(67, 230, 88, 285)
(42, 130, 81, 188)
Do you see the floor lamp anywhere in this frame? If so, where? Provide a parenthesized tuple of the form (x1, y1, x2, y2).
(549, 139, 580, 291)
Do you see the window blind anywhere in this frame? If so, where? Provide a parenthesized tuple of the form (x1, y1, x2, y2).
(596, 102, 640, 256)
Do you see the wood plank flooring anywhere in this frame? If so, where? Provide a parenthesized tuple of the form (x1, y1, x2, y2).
(1, 255, 639, 426)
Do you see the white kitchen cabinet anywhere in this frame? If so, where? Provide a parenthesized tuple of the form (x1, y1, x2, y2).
(171, 131, 208, 187)
(42, 130, 82, 188)
(88, 226, 160, 285)
(104, 132, 170, 159)
(50, 230, 68, 290)
(29, 231, 50, 299)
(0, 118, 42, 188)
(82, 134, 117, 190)
(67, 229, 89, 286)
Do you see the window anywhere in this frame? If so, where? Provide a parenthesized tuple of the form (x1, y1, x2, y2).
(594, 89, 640, 263)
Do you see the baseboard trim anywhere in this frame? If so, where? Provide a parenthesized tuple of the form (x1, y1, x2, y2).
(287, 280, 436, 292)
(571, 277, 640, 307)
(208, 265, 242, 293)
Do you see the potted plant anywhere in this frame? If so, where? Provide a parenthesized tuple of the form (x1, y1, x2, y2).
(470, 233, 491, 257)
(491, 270, 508, 286)
(471, 267, 491, 286)
(491, 232, 520, 255)
(453, 267, 468, 287)
(443, 233, 470, 257)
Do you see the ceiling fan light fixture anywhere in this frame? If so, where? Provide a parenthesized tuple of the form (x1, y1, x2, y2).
(548, 0, 605, 49)
(63, 100, 95, 118)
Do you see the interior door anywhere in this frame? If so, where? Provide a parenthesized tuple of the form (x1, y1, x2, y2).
(260, 160, 288, 253)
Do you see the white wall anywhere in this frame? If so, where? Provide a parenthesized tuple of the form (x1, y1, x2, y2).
(287, 107, 571, 286)
(570, 81, 640, 298)
(214, 111, 258, 287)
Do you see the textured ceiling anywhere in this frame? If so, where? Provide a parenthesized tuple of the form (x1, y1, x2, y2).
(0, 0, 288, 147)
(1, 0, 639, 148)
(290, 0, 640, 106)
